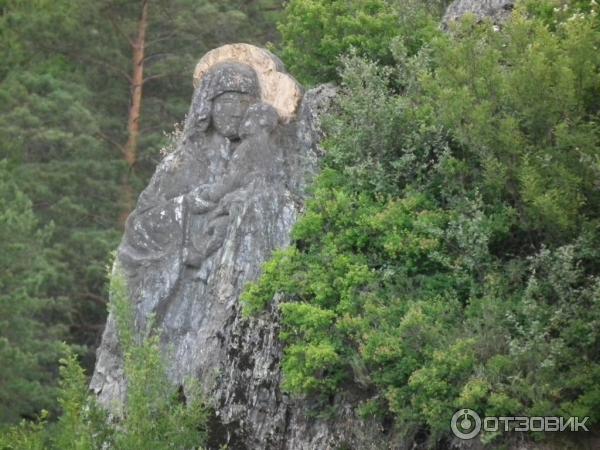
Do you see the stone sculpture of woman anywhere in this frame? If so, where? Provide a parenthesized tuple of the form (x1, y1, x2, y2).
(92, 44, 383, 450)
(114, 61, 269, 309)
(91, 45, 317, 444)
(121, 62, 260, 261)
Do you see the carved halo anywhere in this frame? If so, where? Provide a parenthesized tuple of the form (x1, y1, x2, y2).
(193, 43, 303, 123)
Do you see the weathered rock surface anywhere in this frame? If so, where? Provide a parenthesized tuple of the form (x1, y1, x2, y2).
(91, 45, 396, 449)
(443, 0, 515, 26)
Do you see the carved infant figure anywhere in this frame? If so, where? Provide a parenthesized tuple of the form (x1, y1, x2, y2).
(183, 102, 282, 268)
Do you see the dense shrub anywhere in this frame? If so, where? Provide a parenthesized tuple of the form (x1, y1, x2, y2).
(277, 0, 448, 85)
(245, 0, 600, 445)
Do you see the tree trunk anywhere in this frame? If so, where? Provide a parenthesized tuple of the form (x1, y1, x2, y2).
(120, 0, 149, 224)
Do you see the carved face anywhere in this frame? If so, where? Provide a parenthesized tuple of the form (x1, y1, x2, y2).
(239, 103, 279, 139)
(212, 92, 255, 139)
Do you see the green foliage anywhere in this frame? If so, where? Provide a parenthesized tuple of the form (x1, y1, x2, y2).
(245, 0, 600, 445)
(0, 162, 65, 424)
(0, 268, 208, 449)
(109, 267, 208, 450)
(0, 69, 123, 371)
(0, 411, 48, 450)
(277, 0, 448, 85)
(278, 0, 398, 84)
(53, 350, 112, 450)
(425, 4, 600, 238)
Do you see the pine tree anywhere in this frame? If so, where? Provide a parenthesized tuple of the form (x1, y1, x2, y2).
(0, 162, 65, 423)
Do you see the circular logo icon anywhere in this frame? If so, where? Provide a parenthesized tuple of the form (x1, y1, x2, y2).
(451, 409, 482, 440)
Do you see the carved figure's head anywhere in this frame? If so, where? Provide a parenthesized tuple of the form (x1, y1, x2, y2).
(239, 103, 279, 139)
(189, 61, 260, 139)
(194, 44, 303, 123)
(212, 91, 255, 139)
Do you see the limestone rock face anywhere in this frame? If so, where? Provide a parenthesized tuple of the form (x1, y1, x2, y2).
(92, 46, 392, 449)
(443, 0, 515, 26)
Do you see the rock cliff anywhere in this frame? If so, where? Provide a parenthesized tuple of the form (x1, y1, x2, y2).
(91, 44, 394, 449)
(443, 0, 515, 26)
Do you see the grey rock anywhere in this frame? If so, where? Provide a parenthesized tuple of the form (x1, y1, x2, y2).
(92, 51, 394, 449)
(442, 0, 515, 27)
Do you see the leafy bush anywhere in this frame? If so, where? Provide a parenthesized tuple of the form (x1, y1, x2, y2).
(277, 0, 448, 85)
(245, 0, 600, 445)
